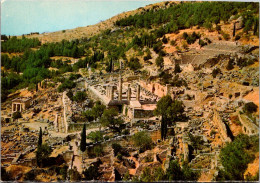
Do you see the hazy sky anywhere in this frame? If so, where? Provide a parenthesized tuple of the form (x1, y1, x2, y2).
(1, 0, 160, 36)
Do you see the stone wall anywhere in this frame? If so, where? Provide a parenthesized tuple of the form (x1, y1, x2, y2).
(134, 109, 154, 118)
(238, 113, 259, 136)
(213, 109, 231, 143)
(139, 81, 167, 98)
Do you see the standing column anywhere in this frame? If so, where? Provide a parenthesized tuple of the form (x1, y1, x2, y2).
(118, 76, 122, 101)
(106, 86, 110, 99)
(12, 104, 16, 113)
(18, 104, 21, 112)
(136, 84, 140, 101)
(110, 86, 114, 100)
(127, 84, 131, 101)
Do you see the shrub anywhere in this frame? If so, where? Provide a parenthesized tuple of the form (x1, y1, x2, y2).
(199, 39, 207, 47)
(210, 130, 217, 136)
(93, 145, 104, 157)
(162, 36, 168, 44)
(57, 79, 76, 92)
(68, 168, 81, 181)
(216, 25, 221, 32)
(243, 102, 258, 113)
(117, 153, 123, 161)
(170, 40, 176, 46)
(87, 131, 103, 143)
(226, 59, 234, 70)
(235, 35, 241, 41)
(122, 129, 130, 135)
(128, 57, 142, 70)
(132, 131, 153, 151)
(24, 170, 36, 181)
(217, 134, 256, 180)
(12, 111, 22, 121)
(112, 143, 122, 156)
(156, 56, 164, 69)
(83, 165, 100, 180)
(222, 32, 230, 40)
(174, 63, 181, 74)
(212, 68, 221, 78)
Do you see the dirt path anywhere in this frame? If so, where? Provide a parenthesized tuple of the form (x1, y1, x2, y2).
(127, 156, 139, 175)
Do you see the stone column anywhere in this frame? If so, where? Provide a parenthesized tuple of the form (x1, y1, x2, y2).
(17, 104, 21, 112)
(54, 113, 59, 132)
(12, 104, 16, 113)
(127, 84, 131, 101)
(136, 84, 140, 101)
(106, 86, 110, 99)
(110, 86, 114, 100)
(118, 76, 122, 101)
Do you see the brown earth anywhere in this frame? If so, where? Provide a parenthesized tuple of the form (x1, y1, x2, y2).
(243, 87, 259, 108)
(20, 1, 175, 43)
(244, 152, 259, 178)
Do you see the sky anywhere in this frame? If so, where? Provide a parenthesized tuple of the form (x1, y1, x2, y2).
(1, 0, 160, 36)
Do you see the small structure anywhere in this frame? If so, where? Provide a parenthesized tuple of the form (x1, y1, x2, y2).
(12, 97, 32, 113)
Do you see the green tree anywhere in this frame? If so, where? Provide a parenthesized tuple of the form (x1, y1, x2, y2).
(73, 91, 87, 103)
(188, 132, 204, 153)
(212, 67, 221, 78)
(36, 143, 52, 167)
(154, 167, 166, 181)
(166, 160, 199, 181)
(155, 96, 185, 140)
(38, 127, 42, 147)
(166, 160, 183, 180)
(80, 124, 87, 153)
(112, 143, 122, 156)
(243, 102, 258, 113)
(60, 165, 68, 180)
(87, 131, 103, 143)
(82, 110, 94, 122)
(162, 35, 168, 44)
(156, 56, 164, 69)
(12, 111, 22, 121)
(68, 168, 81, 181)
(83, 165, 100, 180)
(226, 59, 234, 70)
(66, 89, 74, 100)
(217, 134, 256, 180)
(140, 167, 154, 182)
(24, 170, 37, 181)
(93, 145, 104, 157)
(100, 108, 123, 132)
(92, 101, 106, 121)
(1, 167, 11, 181)
(154, 96, 171, 140)
(253, 18, 259, 36)
(132, 131, 153, 151)
(167, 99, 185, 122)
(35, 82, 39, 92)
(174, 63, 181, 74)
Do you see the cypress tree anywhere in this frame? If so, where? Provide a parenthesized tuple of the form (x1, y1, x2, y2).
(80, 124, 87, 152)
(253, 19, 258, 36)
(38, 127, 42, 147)
(36, 82, 38, 92)
(174, 63, 181, 74)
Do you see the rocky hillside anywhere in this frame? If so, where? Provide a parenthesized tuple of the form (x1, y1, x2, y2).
(20, 1, 176, 43)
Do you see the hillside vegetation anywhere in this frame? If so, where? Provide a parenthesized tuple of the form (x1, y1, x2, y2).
(1, 1, 259, 101)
